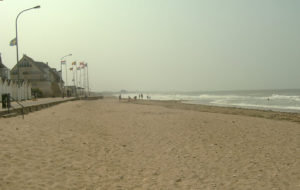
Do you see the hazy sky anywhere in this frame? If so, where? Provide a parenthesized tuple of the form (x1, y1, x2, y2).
(1, 0, 299, 92)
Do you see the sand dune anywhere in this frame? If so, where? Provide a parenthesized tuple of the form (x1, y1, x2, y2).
(0, 98, 299, 189)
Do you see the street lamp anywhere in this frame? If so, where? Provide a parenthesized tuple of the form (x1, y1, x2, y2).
(60, 54, 72, 97)
(15, 5, 41, 91)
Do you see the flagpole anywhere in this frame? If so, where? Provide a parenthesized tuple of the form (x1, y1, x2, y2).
(85, 65, 87, 97)
(83, 64, 86, 97)
(65, 63, 68, 87)
(60, 61, 63, 97)
(60, 54, 72, 98)
(87, 63, 90, 96)
(72, 67, 75, 87)
(72, 66, 76, 97)
(80, 67, 82, 96)
(79, 67, 81, 88)
(76, 63, 78, 96)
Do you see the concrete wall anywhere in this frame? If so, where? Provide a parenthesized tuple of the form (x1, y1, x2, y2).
(0, 79, 32, 101)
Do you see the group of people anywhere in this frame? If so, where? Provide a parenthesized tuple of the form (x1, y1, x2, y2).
(118, 93, 151, 101)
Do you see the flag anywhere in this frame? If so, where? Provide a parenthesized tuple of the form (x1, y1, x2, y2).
(61, 60, 66, 65)
(70, 67, 73, 71)
(72, 61, 76, 65)
(9, 38, 17, 46)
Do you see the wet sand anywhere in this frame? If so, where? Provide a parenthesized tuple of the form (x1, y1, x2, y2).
(0, 98, 299, 189)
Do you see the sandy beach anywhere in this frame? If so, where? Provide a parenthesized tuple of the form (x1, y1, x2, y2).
(0, 98, 299, 189)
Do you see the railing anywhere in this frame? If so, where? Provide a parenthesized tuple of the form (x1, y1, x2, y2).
(9, 96, 25, 119)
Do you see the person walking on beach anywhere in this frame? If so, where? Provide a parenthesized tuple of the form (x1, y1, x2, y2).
(119, 94, 122, 101)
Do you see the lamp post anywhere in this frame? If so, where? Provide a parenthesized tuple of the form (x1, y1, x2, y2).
(60, 54, 72, 97)
(16, 5, 40, 90)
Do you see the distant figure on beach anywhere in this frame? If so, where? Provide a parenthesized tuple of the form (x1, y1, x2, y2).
(128, 96, 131, 102)
(141, 94, 143, 99)
(119, 94, 122, 101)
(134, 96, 137, 100)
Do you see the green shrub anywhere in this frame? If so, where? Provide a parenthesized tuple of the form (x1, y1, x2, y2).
(31, 88, 43, 98)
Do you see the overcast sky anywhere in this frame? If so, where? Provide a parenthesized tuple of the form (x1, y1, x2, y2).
(1, 0, 299, 92)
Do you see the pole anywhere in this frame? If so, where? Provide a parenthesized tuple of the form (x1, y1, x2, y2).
(87, 63, 90, 96)
(79, 67, 81, 87)
(60, 62, 63, 98)
(60, 54, 72, 98)
(73, 67, 75, 96)
(15, 6, 40, 99)
(16, 14, 19, 88)
(80, 67, 82, 96)
(83, 64, 86, 97)
(84, 65, 87, 97)
(65, 63, 68, 87)
(76, 64, 78, 96)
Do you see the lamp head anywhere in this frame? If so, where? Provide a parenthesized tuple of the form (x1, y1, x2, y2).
(34, 5, 41, 9)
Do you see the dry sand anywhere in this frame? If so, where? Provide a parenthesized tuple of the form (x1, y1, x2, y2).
(0, 98, 299, 189)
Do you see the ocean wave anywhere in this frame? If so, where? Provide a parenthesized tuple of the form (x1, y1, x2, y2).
(209, 100, 300, 111)
(116, 92, 300, 112)
(230, 102, 300, 111)
(197, 94, 248, 100)
(117, 93, 300, 102)
(183, 100, 300, 112)
(268, 94, 300, 101)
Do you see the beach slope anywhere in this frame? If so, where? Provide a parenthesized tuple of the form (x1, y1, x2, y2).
(0, 99, 299, 189)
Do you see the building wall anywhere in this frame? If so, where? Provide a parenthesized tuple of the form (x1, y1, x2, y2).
(10, 56, 62, 97)
(11, 63, 46, 81)
(31, 80, 52, 97)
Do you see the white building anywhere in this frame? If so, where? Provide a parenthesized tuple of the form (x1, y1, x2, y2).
(0, 53, 32, 101)
(0, 79, 32, 101)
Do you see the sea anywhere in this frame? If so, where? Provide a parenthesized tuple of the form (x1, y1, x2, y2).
(118, 89, 300, 113)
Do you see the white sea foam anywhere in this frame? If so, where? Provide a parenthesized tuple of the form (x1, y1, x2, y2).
(197, 94, 247, 100)
(230, 103, 300, 111)
(269, 94, 300, 101)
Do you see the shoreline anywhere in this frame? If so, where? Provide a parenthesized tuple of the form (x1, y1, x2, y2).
(125, 98, 300, 123)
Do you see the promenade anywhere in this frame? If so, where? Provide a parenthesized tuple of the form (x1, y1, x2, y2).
(0, 97, 76, 117)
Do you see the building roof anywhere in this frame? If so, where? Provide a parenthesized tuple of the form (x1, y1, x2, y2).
(20, 55, 47, 73)
(33, 61, 49, 71)
(9, 54, 63, 84)
(0, 53, 8, 69)
(19, 55, 61, 80)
